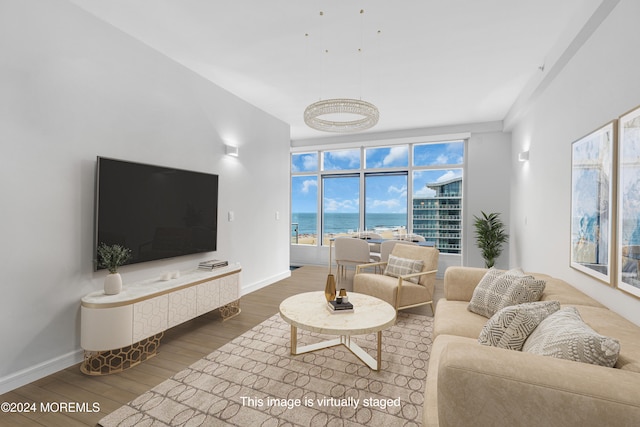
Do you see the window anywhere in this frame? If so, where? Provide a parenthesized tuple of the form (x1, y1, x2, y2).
(322, 175, 360, 244)
(411, 141, 464, 253)
(291, 140, 465, 253)
(412, 169, 463, 253)
(291, 176, 318, 244)
(365, 173, 407, 232)
(413, 141, 464, 167)
(322, 148, 360, 171)
(291, 152, 318, 172)
(365, 146, 408, 168)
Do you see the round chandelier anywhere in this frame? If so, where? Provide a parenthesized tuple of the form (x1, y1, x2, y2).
(304, 98, 379, 133)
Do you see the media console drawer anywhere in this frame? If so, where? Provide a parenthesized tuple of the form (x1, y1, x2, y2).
(80, 263, 241, 375)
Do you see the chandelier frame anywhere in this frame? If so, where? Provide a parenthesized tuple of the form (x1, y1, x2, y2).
(303, 98, 379, 133)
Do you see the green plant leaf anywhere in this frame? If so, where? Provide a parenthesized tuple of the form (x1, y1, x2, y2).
(473, 211, 509, 268)
(97, 243, 132, 274)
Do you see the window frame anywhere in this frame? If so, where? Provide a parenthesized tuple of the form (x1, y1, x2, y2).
(290, 140, 466, 254)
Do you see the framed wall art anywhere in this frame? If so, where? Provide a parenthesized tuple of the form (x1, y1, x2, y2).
(617, 106, 640, 298)
(570, 121, 615, 284)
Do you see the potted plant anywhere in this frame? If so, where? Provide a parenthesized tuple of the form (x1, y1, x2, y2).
(473, 211, 509, 268)
(97, 243, 132, 295)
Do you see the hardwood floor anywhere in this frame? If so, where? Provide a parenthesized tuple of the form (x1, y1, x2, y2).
(0, 266, 442, 427)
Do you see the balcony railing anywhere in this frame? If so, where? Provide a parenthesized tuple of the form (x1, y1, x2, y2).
(413, 214, 461, 220)
(413, 224, 461, 230)
(413, 204, 461, 210)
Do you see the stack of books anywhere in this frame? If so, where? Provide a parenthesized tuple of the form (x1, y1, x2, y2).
(198, 259, 228, 270)
(326, 300, 354, 314)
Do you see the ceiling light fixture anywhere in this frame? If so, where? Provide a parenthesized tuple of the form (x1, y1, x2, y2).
(304, 9, 379, 133)
(304, 98, 379, 132)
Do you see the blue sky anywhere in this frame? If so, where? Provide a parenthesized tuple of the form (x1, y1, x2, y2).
(291, 142, 464, 213)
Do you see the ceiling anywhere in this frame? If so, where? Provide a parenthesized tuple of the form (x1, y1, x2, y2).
(69, 0, 603, 141)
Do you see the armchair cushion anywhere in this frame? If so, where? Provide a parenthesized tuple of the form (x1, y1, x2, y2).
(354, 273, 431, 308)
(384, 254, 424, 283)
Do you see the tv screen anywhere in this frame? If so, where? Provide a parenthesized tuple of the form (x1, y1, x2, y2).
(95, 157, 218, 269)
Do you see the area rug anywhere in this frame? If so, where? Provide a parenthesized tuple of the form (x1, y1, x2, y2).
(99, 312, 433, 426)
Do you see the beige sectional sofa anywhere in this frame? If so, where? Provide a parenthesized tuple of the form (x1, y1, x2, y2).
(424, 266, 640, 427)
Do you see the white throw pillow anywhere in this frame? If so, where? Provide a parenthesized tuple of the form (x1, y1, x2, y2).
(468, 268, 547, 318)
(384, 255, 424, 284)
(478, 300, 561, 351)
(522, 306, 620, 367)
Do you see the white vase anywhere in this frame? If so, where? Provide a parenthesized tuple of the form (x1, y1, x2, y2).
(104, 273, 122, 295)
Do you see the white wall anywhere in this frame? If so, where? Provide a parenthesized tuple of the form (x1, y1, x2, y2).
(290, 123, 512, 273)
(509, 0, 640, 325)
(0, 0, 290, 393)
(465, 131, 512, 269)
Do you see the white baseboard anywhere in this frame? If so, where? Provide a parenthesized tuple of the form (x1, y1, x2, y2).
(0, 270, 291, 395)
(0, 349, 84, 395)
(241, 269, 291, 296)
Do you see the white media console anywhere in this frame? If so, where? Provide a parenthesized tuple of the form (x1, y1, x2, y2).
(80, 263, 241, 375)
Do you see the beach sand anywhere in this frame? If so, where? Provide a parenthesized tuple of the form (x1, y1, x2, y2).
(293, 229, 401, 246)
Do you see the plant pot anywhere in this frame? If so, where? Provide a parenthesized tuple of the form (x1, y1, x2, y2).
(104, 273, 122, 295)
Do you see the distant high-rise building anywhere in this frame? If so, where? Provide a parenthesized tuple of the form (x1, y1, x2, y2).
(412, 177, 462, 254)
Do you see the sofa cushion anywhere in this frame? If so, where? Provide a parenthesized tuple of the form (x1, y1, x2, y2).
(467, 268, 546, 318)
(523, 306, 620, 367)
(573, 305, 640, 372)
(384, 254, 423, 283)
(478, 300, 561, 350)
(434, 300, 488, 339)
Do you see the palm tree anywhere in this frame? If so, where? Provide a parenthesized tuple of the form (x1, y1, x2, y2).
(473, 211, 509, 268)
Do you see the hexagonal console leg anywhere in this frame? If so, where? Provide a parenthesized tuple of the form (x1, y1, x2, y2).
(220, 299, 241, 320)
(80, 332, 164, 375)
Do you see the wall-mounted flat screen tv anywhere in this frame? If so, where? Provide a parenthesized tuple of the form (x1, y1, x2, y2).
(95, 157, 218, 269)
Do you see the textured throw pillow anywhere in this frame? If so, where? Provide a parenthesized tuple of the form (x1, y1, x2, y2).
(468, 268, 547, 318)
(522, 307, 620, 367)
(478, 300, 561, 351)
(384, 255, 424, 284)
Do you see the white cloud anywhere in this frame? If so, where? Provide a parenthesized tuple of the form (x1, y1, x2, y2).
(329, 150, 360, 167)
(371, 199, 400, 209)
(383, 146, 408, 166)
(388, 184, 407, 198)
(413, 186, 436, 198)
(436, 170, 458, 182)
(300, 179, 317, 193)
(324, 198, 358, 212)
(302, 155, 317, 171)
(367, 198, 407, 214)
(435, 154, 449, 164)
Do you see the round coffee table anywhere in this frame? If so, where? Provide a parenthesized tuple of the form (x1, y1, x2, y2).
(279, 291, 396, 371)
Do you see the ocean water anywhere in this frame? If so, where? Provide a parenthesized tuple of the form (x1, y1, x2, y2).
(291, 213, 406, 235)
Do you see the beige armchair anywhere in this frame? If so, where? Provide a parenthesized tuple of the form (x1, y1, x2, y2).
(370, 240, 417, 264)
(354, 244, 439, 313)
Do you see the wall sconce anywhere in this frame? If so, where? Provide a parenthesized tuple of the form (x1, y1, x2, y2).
(518, 150, 530, 162)
(225, 144, 239, 157)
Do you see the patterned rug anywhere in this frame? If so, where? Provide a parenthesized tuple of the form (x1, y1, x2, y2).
(99, 312, 433, 426)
